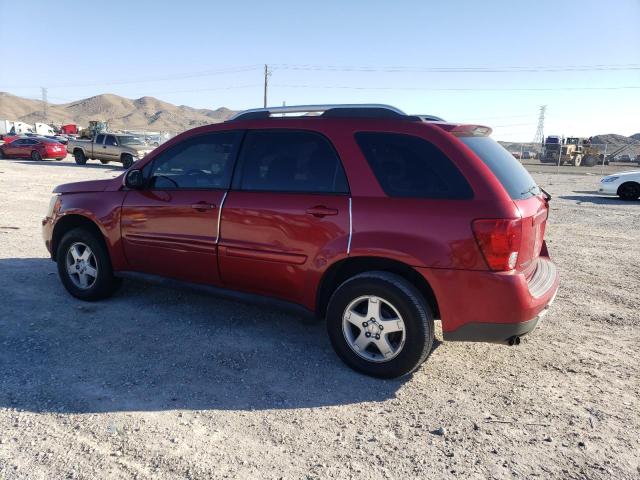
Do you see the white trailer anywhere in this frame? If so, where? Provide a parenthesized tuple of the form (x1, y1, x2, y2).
(0, 120, 34, 135)
(34, 122, 56, 136)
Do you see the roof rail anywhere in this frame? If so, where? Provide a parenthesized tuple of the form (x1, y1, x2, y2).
(228, 104, 407, 121)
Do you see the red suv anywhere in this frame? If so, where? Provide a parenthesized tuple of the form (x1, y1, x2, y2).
(42, 104, 559, 378)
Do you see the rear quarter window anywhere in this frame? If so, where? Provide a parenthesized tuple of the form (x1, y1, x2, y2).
(355, 132, 473, 199)
(460, 136, 540, 200)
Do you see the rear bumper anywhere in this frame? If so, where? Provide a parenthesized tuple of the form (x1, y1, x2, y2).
(417, 256, 559, 344)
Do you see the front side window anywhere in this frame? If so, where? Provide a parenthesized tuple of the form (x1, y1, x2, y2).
(238, 130, 349, 194)
(146, 132, 240, 190)
(95, 134, 105, 144)
(355, 132, 473, 199)
(104, 135, 118, 146)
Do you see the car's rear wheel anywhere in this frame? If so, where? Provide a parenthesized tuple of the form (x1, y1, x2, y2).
(74, 150, 86, 165)
(31, 150, 42, 161)
(121, 154, 134, 169)
(56, 227, 121, 301)
(326, 271, 434, 378)
(618, 182, 640, 201)
(0, 148, 4, 159)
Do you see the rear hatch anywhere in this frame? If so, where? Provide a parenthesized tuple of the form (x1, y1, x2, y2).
(459, 135, 548, 276)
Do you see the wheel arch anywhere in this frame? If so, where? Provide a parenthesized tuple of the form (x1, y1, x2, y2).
(51, 214, 109, 262)
(316, 256, 440, 319)
(617, 181, 640, 197)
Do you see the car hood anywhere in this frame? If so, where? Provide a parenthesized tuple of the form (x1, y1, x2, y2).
(53, 178, 113, 194)
(609, 170, 640, 179)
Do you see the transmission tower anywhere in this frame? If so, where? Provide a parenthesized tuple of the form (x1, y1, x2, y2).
(41, 87, 48, 122)
(532, 105, 546, 145)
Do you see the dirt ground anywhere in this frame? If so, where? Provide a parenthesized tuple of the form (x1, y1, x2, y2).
(0, 156, 638, 480)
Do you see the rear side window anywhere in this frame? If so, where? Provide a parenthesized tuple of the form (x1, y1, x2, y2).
(237, 130, 349, 194)
(460, 136, 540, 200)
(105, 135, 117, 146)
(355, 132, 473, 199)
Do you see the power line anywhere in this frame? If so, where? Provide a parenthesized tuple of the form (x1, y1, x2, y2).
(271, 63, 640, 73)
(271, 83, 640, 92)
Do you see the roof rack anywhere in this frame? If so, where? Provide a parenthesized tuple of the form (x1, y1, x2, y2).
(228, 104, 408, 121)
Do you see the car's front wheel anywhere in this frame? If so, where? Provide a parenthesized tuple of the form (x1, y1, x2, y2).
(121, 154, 134, 169)
(56, 227, 121, 301)
(618, 182, 640, 201)
(326, 271, 434, 378)
(74, 150, 87, 165)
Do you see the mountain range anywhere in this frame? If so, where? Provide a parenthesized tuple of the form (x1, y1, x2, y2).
(0, 92, 235, 132)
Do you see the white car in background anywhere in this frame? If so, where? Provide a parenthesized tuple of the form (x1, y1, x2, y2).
(598, 171, 640, 200)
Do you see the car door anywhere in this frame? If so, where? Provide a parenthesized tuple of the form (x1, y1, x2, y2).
(3, 138, 24, 156)
(103, 135, 119, 161)
(218, 129, 350, 306)
(93, 134, 105, 159)
(121, 131, 242, 285)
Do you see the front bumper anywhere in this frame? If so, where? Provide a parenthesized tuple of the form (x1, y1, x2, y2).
(597, 183, 619, 196)
(417, 256, 559, 344)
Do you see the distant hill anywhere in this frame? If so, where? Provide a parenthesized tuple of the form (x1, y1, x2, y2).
(0, 92, 236, 132)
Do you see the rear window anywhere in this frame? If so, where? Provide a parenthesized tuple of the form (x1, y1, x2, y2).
(355, 132, 473, 199)
(460, 136, 540, 200)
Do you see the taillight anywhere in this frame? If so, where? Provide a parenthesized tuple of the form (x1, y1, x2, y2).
(472, 218, 522, 271)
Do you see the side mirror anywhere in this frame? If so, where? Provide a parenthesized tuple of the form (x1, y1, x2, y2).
(125, 169, 145, 189)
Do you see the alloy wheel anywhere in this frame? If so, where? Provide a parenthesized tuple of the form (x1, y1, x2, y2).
(342, 295, 406, 362)
(65, 242, 99, 289)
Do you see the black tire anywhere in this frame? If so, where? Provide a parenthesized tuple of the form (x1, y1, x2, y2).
(326, 271, 434, 378)
(56, 227, 121, 301)
(31, 150, 42, 161)
(617, 182, 640, 201)
(74, 149, 87, 165)
(121, 154, 134, 169)
(582, 155, 597, 167)
(0, 148, 4, 159)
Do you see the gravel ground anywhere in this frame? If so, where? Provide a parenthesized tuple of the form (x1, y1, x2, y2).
(0, 156, 639, 479)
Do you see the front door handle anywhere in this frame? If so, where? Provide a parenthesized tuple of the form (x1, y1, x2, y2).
(191, 202, 216, 212)
(306, 205, 338, 217)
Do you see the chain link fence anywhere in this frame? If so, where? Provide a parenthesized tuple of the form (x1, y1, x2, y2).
(499, 141, 640, 174)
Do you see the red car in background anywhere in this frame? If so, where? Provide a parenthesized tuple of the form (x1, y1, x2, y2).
(0, 136, 67, 161)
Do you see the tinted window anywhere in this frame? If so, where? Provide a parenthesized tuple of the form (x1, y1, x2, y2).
(460, 136, 540, 200)
(95, 134, 105, 144)
(355, 132, 473, 199)
(146, 132, 240, 190)
(238, 130, 349, 193)
(105, 135, 117, 146)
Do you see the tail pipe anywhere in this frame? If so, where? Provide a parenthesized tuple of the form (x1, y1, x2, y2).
(508, 336, 521, 346)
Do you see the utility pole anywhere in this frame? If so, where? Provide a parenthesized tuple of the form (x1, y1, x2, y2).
(263, 64, 271, 108)
(41, 87, 48, 123)
(532, 105, 546, 145)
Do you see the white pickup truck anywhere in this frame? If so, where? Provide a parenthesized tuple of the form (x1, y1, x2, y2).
(67, 133, 153, 168)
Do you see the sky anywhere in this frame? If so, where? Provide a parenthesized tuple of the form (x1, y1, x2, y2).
(0, 0, 638, 141)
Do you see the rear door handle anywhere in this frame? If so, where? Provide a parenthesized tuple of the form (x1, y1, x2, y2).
(306, 205, 338, 217)
(191, 202, 216, 212)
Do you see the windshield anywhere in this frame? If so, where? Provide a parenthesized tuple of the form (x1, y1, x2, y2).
(118, 136, 144, 146)
(460, 136, 541, 200)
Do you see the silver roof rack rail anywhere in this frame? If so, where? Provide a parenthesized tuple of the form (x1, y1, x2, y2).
(228, 104, 407, 121)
